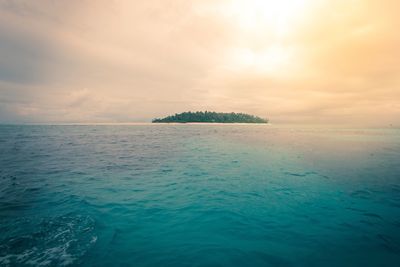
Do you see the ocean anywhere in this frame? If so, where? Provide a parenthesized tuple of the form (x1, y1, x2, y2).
(0, 124, 399, 266)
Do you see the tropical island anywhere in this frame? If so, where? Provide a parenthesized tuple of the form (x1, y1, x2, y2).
(152, 111, 268, 123)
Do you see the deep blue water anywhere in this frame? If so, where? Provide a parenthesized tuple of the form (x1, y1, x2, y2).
(0, 124, 400, 266)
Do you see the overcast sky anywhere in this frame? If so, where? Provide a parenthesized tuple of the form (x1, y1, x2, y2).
(0, 0, 399, 125)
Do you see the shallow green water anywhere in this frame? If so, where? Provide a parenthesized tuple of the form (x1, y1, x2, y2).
(0, 125, 399, 266)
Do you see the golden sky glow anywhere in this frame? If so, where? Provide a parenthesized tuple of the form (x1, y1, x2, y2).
(0, 0, 399, 125)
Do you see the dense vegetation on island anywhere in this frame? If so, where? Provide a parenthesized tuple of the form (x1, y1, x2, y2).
(152, 111, 268, 123)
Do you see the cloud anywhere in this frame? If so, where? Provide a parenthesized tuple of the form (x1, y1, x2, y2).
(0, 0, 399, 125)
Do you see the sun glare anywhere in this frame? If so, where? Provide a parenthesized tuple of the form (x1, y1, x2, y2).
(225, 0, 311, 74)
(231, 45, 292, 74)
(228, 0, 310, 36)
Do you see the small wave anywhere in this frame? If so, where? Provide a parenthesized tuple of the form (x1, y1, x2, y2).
(284, 171, 317, 177)
(0, 215, 97, 266)
(362, 212, 383, 220)
(350, 190, 372, 199)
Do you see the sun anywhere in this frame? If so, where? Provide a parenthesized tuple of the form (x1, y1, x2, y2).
(224, 0, 312, 74)
(228, 0, 310, 36)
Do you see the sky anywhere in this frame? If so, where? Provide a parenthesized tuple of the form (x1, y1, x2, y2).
(0, 0, 399, 125)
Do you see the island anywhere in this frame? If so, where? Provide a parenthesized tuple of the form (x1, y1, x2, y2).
(152, 111, 268, 123)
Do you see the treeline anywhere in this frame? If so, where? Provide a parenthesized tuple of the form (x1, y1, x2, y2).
(152, 111, 268, 123)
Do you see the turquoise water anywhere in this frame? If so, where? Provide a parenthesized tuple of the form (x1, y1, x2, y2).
(0, 124, 400, 266)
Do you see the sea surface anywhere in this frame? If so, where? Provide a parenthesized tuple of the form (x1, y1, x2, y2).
(0, 124, 399, 266)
